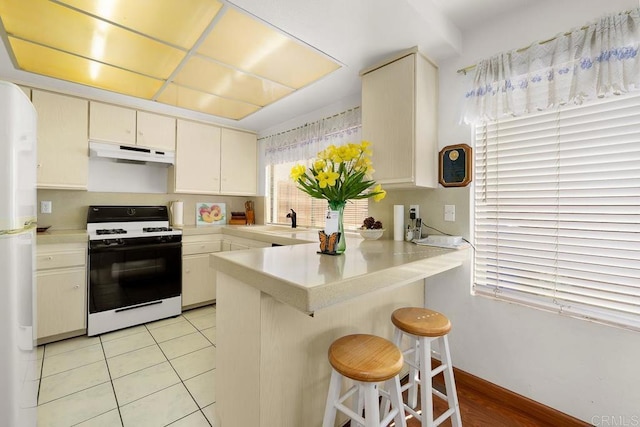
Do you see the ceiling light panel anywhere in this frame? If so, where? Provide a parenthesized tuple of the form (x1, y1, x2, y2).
(158, 83, 260, 120)
(8, 37, 164, 98)
(1, 0, 184, 79)
(0, 0, 341, 120)
(56, 0, 223, 50)
(173, 56, 294, 107)
(197, 8, 341, 89)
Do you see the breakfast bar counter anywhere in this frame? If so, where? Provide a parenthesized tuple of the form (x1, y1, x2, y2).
(210, 234, 469, 426)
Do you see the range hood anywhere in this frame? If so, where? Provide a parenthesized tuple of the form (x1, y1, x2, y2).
(89, 141, 175, 165)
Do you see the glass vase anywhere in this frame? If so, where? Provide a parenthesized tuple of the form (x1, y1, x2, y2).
(329, 201, 346, 254)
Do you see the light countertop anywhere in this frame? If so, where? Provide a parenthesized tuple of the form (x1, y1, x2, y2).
(211, 236, 469, 314)
(36, 229, 87, 245)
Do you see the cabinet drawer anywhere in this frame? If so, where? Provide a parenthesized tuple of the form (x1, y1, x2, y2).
(183, 241, 222, 255)
(37, 251, 85, 270)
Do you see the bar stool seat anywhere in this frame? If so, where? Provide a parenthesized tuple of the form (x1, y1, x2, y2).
(391, 307, 462, 427)
(322, 334, 407, 427)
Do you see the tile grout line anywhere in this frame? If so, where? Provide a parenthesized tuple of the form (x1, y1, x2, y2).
(99, 333, 126, 427)
(143, 320, 215, 427)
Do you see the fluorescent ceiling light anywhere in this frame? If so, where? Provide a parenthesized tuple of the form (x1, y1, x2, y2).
(0, 0, 341, 120)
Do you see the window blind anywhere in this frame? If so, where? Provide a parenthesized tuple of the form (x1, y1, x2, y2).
(267, 160, 369, 229)
(474, 92, 640, 331)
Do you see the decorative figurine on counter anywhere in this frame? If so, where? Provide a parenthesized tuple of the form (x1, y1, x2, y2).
(318, 230, 341, 255)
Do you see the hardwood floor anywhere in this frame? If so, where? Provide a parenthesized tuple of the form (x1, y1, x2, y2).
(404, 368, 590, 427)
(345, 366, 590, 427)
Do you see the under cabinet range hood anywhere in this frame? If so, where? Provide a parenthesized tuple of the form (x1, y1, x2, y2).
(89, 141, 175, 165)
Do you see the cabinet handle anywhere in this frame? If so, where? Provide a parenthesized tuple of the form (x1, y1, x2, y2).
(73, 285, 80, 289)
(37, 163, 42, 168)
(186, 268, 191, 273)
(47, 256, 53, 260)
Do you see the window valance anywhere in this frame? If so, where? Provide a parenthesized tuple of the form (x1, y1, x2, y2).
(463, 8, 640, 124)
(261, 107, 361, 165)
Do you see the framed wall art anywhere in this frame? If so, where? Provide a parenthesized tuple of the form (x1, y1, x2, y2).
(439, 144, 472, 187)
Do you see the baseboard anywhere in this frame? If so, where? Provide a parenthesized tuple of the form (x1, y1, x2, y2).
(432, 359, 589, 426)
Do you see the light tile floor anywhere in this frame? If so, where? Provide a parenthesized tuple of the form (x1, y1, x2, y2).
(35, 305, 218, 427)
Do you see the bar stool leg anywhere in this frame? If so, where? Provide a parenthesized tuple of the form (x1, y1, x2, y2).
(407, 338, 420, 409)
(440, 336, 462, 427)
(322, 369, 342, 427)
(388, 376, 408, 427)
(419, 336, 434, 427)
(363, 383, 380, 427)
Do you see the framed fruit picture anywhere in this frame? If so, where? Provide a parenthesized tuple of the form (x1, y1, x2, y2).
(196, 202, 226, 226)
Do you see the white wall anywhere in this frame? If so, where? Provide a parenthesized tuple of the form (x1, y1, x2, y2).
(427, 0, 640, 423)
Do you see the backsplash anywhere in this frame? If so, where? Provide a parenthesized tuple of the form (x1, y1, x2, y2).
(36, 189, 265, 230)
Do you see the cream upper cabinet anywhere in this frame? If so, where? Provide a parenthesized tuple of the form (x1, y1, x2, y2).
(32, 90, 89, 190)
(173, 119, 221, 194)
(173, 121, 257, 196)
(136, 111, 176, 151)
(89, 102, 176, 151)
(220, 128, 257, 195)
(361, 49, 438, 188)
(89, 101, 136, 145)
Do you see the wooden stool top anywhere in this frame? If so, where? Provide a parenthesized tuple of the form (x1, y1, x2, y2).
(328, 334, 403, 382)
(391, 307, 451, 337)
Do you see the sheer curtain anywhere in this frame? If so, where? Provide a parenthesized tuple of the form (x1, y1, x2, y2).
(463, 8, 640, 124)
(261, 107, 361, 165)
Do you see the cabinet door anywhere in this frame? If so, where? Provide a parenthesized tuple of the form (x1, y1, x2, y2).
(136, 111, 176, 151)
(220, 128, 257, 195)
(362, 54, 415, 184)
(182, 254, 216, 308)
(36, 268, 86, 339)
(32, 91, 89, 190)
(174, 120, 221, 194)
(89, 102, 136, 144)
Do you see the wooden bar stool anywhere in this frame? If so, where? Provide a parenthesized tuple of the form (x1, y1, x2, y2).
(391, 307, 462, 427)
(322, 334, 407, 427)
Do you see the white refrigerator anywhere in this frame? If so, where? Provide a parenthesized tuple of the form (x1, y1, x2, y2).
(0, 81, 38, 427)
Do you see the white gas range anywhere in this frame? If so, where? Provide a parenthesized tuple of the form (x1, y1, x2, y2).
(86, 205, 182, 336)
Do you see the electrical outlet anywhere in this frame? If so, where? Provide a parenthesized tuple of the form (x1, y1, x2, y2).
(41, 201, 52, 214)
(409, 204, 419, 220)
(444, 204, 455, 222)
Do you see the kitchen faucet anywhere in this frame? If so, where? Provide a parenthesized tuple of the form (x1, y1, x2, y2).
(286, 209, 297, 228)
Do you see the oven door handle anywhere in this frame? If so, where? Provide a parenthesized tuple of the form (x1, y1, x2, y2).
(89, 241, 182, 253)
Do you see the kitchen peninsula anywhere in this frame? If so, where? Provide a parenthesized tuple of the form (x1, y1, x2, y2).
(210, 230, 469, 426)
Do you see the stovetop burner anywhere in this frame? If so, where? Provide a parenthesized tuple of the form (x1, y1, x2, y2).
(96, 229, 128, 235)
(87, 205, 182, 241)
(143, 227, 171, 233)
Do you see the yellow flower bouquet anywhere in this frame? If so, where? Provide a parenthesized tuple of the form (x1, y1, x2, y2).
(290, 141, 386, 253)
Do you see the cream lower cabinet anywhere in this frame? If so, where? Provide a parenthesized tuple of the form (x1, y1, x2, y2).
(182, 233, 272, 308)
(33, 90, 89, 190)
(36, 243, 87, 343)
(182, 235, 222, 308)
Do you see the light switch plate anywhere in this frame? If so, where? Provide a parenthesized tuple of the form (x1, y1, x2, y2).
(41, 201, 52, 214)
(444, 204, 455, 222)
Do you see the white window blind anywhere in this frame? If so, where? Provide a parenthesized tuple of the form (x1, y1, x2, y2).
(266, 160, 368, 229)
(474, 92, 640, 331)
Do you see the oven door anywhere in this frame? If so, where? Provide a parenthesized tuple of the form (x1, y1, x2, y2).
(88, 239, 181, 314)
